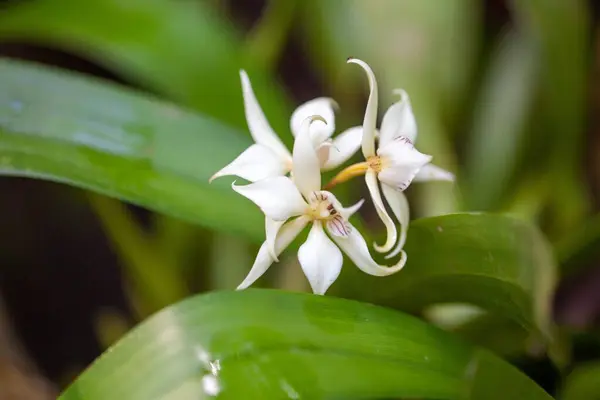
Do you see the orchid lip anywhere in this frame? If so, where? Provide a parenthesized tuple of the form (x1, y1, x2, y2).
(304, 192, 352, 238)
(307, 191, 341, 220)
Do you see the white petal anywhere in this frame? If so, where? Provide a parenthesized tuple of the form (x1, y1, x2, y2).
(366, 170, 397, 253)
(237, 216, 309, 290)
(232, 177, 306, 221)
(413, 164, 455, 182)
(377, 137, 432, 190)
(265, 217, 286, 262)
(379, 89, 417, 147)
(290, 97, 337, 144)
(381, 184, 409, 259)
(316, 140, 332, 167)
(340, 199, 365, 220)
(292, 116, 323, 199)
(347, 58, 378, 157)
(330, 221, 406, 276)
(239, 70, 290, 159)
(298, 222, 343, 295)
(322, 126, 363, 171)
(209, 144, 288, 183)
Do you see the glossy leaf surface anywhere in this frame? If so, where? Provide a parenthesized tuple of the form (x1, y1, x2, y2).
(59, 290, 552, 400)
(0, 58, 263, 240)
(335, 213, 557, 340)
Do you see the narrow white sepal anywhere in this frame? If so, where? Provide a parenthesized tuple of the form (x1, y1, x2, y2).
(347, 58, 378, 158)
(298, 222, 343, 295)
(232, 176, 306, 221)
(322, 126, 363, 171)
(330, 221, 407, 276)
(381, 183, 409, 259)
(237, 216, 309, 290)
(239, 70, 290, 159)
(365, 170, 397, 253)
(265, 217, 286, 261)
(209, 144, 288, 183)
(379, 89, 418, 147)
(292, 116, 323, 199)
(413, 164, 455, 182)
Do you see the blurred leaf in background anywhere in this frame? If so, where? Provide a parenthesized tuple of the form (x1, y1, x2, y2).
(508, 0, 590, 238)
(464, 29, 539, 212)
(0, 0, 293, 129)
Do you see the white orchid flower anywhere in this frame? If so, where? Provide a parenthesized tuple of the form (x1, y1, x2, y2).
(210, 70, 363, 183)
(231, 116, 406, 295)
(327, 58, 454, 259)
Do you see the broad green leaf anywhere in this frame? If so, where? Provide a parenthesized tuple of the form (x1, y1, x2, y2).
(334, 213, 557, 341)
(0, 57, 263, 241)
(559, 361, 600, 400)
(451, 313, 531, 358)
(0, 0, 292, 131)
(59, 290, 552, 399)
(447, 312, 572, 371)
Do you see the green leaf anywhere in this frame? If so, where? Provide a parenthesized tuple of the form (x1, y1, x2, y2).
(0, 57, 263, 241)
(559, 361, 600, 400)
(59, 290, 552, 399)
(334, 213, 557, 341)
(0, 0, 292, 131)
(451, 313, 531, 358)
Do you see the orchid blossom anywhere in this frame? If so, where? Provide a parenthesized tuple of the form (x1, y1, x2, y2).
(210, 70, 363, 183)
(327, 58, 454, 259)
(231, 116, 406, 295)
